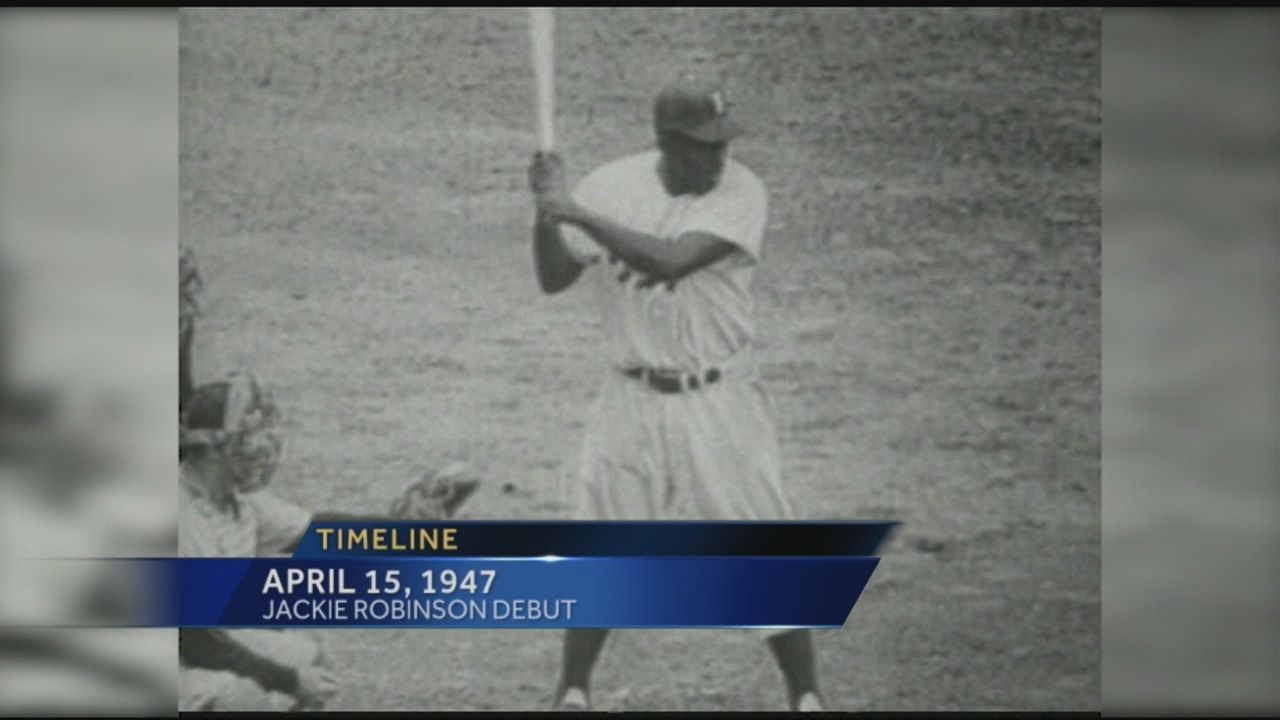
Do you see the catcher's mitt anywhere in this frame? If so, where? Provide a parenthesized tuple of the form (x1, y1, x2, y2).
(389, 462, 481, 520)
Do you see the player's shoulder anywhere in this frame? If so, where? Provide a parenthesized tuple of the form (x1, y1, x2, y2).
(717, 157, 768, 202)
(237, 489, 287, 518)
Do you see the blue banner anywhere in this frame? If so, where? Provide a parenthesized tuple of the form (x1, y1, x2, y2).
(155, 556, 880, 629)
(49, 522, 894, 629)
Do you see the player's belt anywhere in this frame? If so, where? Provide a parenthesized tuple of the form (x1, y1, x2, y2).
(621, 366, 722, 394)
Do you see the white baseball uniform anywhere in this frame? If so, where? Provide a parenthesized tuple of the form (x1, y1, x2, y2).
(560, 149, 793, 522)
(179, 485, 312, 559)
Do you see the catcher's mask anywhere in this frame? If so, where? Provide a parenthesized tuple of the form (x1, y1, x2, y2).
(179, 371, 282, 494)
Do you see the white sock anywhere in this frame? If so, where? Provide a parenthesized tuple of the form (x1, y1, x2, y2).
(796, 691, 825, 711)
(559, 686, 590, 709)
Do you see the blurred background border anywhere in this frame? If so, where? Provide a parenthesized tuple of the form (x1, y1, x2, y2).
(0, 8, 177, 715)
(1101, 8, 1279, 715)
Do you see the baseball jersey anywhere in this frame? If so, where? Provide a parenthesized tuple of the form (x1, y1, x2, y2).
(180, 479, 312, 558)
(559, 149, 768, 373)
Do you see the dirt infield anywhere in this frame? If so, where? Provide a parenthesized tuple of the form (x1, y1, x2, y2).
(180, 8, 1099, 711)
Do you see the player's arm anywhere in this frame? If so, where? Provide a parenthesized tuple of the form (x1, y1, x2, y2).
(245, 493, 370, 556)
(179, 628, 300, 695)
(529, 152, 734, 282)
(274, 511, 379, 554)
(527, 152, 586, 294)
(274, 471, 480, 553)
(532, 208, 585, 294)
(557, 208, 737, 283)
(181, 629, 336, 707)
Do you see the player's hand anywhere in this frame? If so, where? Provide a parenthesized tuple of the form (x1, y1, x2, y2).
(293, 664, 338, 709)
(529, 151, 580, 224)
(528, 150, 566, 196)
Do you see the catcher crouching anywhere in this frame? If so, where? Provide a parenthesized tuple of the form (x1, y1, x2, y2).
(177, 370, 480, 711)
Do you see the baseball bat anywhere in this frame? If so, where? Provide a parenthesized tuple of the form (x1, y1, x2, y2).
(528, 7, 556, 152)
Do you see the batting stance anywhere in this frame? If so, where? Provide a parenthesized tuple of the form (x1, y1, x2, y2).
(528, 73, 826, 712)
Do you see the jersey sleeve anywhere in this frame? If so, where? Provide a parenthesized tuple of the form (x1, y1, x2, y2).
(673, 167, 768, 261)
(243, 492, 314, 556)
(557, 167, 614, 265)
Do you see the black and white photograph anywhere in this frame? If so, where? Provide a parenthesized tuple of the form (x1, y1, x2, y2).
(177, 7, 1100, 712)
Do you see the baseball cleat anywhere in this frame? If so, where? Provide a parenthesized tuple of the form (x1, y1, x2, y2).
(796, 691, 826, 712)
(554, 686, 591, 711)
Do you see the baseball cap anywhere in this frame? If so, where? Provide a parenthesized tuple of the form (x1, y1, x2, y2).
(653, 73, 744, 143)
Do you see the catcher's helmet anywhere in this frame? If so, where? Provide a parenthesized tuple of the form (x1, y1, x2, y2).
(180, 370, 283, 493)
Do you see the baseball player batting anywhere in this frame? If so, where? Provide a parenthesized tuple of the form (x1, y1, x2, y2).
(527, 72, 827, 712)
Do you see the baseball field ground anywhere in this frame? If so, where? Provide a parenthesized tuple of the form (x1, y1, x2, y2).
(180, 8, 1099, 711)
